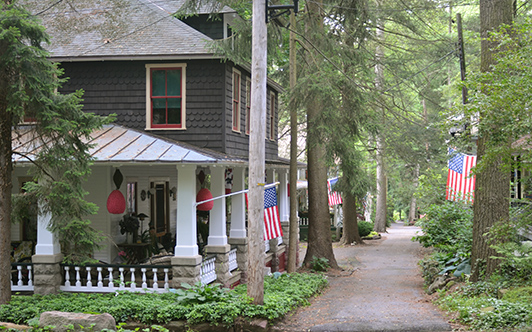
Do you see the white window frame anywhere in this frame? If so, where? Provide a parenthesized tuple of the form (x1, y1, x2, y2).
(245, 78, 251, 135)
(232, 68, 241, 133)
(269, 91, 276, 140)
(145, 63, 187, 130)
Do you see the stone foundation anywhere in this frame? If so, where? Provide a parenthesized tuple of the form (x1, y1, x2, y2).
(32, 254, 63, 295)
(171, 255, 202, 287)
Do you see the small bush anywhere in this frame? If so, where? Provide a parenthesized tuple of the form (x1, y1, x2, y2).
(413, 201, 473, 252)
(358, 221, 374, 237)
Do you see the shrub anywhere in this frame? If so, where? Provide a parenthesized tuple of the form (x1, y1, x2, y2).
(358, 221, 374, 237)
(413, 201, 472, 251)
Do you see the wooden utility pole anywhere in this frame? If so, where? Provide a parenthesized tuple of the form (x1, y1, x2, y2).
(247, 0, 267, 305)
(287, 10, 298, 273)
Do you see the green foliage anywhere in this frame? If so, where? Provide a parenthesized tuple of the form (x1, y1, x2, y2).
(0, 273, 327, 326)
(172, 282, 238, 305)
(439, 282, 532, 330)
(1, 0, 114, 265)
(413, 201, 473, 254)
(10, 193, 37, 225)
(357, 221, 374, 237)
(308, 256, 329, 272)
(414, 168, 447, 211)
(414, 201, 473, 282)
(481, 203, 532, 282)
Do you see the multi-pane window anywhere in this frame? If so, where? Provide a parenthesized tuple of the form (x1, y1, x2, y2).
(232, 69, 241, 132)
(270, 92, 275, 140)
(245, 78, 251, 135)
(146, 64, 186, 129)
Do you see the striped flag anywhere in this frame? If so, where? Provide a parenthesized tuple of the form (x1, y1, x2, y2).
(245, 187, 283, 241)
(327, 177, 343, 206)
(446, 149, 477, 202)
(263, 187, 283, 241)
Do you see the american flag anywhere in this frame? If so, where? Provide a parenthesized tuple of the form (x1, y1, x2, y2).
(327, 177, 343, 206)
(446, 149, 477, 202)
(245, 187, 283, 241)
(263, 187, 283, 241)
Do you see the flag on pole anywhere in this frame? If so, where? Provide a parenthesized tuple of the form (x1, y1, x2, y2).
(264, 187, 283, 241)
(446, 149, 477, 202)
(327, 177, 343, 206)
(245, 187, 283, 241)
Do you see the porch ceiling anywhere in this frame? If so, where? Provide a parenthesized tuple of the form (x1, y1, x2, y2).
(12, 124, 247, 166)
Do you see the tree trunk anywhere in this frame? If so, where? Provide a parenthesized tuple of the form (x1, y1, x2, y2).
(408, 164, 420, 225)
(302, 0, 338, 270)
(0, 27, 13, 303)
(374, 134, 387, 232)
(340, 192, 364, 245)
(287, 10, 298, 273)
(373, 2, 387, 233)
(471, 0, 513, 282)
(247, 0, 267, 304)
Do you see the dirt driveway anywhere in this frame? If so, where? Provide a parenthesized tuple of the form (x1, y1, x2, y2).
(272, 222, 452, 332)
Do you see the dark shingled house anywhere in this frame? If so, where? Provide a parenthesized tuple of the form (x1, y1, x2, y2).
(11, 0, 291, 294)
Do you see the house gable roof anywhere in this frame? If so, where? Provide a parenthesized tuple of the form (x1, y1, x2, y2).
(24, 0, 233, 60)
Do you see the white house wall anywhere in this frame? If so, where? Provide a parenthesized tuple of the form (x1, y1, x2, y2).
(85, 165, 114, 263)
(11, 166, 33, 242)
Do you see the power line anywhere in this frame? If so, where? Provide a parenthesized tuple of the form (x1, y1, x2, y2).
(34, 0, 64, 16)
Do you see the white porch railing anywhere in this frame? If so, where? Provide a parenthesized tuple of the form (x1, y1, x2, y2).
(11, 263, 34, 292)
(228, 248, 238, 272)
(200, 256, 217, 285)
(60, 264, 171, 293)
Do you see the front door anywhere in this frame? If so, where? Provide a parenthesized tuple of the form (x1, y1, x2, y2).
(151, 181, 169, 237)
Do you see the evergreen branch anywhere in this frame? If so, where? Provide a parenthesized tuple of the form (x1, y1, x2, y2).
(284, 25, 373, 91)
(12, 151, 56, 181)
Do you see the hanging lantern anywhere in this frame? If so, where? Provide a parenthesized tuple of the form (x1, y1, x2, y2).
(196, 188, 214, 211)
(107, 189, 126, 214)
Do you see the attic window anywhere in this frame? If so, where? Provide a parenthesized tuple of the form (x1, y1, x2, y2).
(145, 63, 187, 130)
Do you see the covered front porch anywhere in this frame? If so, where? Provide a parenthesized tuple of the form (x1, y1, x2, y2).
(10, 125, 296, 294)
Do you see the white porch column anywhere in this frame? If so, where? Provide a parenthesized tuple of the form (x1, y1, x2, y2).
(229, 167, 246, 238)
(33, 206, 63, 295)
(35, 211, 60, 255)
(208, 166, 227, 245)
(278, 169, 289, 222)
(174, 165, 198, 256)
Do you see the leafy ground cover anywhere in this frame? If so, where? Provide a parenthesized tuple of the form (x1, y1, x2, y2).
(414, 201, 532, 331)
(0, 273, 327, 329)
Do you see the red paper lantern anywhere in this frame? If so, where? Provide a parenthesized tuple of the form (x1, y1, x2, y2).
(107, 189, 126, 214)
(196, 188, 214, 211)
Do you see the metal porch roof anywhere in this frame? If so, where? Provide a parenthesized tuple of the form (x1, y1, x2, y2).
(12, 124, 247, 165)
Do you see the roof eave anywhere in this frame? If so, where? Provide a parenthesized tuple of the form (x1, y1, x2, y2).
(49, 54, 222, 62)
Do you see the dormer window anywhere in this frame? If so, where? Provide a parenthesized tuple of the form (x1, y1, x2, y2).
(232, 69, 241, 132)
(145, 63, 187, 130)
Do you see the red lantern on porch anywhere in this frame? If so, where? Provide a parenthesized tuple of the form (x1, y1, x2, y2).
(196, 188, 214, 211)
(107, 189, 126, 214)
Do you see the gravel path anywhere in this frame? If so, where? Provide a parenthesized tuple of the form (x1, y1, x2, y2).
(273, 222, 452, 332)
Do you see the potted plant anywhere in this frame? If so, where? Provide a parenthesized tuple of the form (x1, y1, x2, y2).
(119, 213, 140, 243)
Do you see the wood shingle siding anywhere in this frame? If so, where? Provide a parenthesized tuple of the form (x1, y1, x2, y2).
(60, 60, 230, 153)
